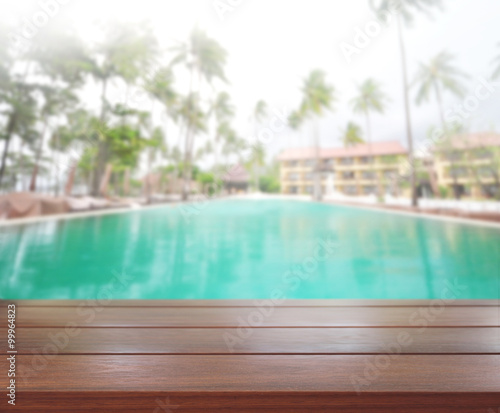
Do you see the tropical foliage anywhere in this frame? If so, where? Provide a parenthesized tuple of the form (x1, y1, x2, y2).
(340, 122, 364, 147)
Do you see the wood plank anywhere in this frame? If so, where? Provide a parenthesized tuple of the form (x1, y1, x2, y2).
(6, 305, 499, 327)
(8, 392, 500, 412)
(3, 299, 499, 307)
(2, 327, 498, 354)
(5, 355, 500, 392)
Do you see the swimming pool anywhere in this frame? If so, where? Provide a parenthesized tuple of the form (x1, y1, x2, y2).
(0, 200, 499, 299)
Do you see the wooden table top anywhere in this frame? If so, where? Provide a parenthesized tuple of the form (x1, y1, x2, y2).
(1, 299, 499, 412)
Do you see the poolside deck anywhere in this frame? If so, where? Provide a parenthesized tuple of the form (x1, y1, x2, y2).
(1, 299, 499, 412)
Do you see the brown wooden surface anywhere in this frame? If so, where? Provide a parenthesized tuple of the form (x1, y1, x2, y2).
(1, 327, 498, 354)
(7, 393, 500, 413)
(1, 299, 499, 412)
(3, 354, 500, 392)
(5, 305, 499, 327)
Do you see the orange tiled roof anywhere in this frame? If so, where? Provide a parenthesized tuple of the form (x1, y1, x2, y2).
(435, 133, 500, 150)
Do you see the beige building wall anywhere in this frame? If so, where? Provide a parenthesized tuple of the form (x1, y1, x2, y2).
(434, 146, 500, 198)
(280, 154, 407, 196)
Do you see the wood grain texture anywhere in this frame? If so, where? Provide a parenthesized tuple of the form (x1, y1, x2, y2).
(3, 355, 500, 392)
(1, 299, 499, 412)
(6, 392, 500, 412)
(5, 305, 500, 327)
(1, 327, 498, 354)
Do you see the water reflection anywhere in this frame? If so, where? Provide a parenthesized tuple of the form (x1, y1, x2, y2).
(0, 200, 499, 299)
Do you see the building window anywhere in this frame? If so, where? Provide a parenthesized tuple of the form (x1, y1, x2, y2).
(288, 160, 299, 167)
(383, 170, 396, 179)
(323, 159, 334, 168)
(363, 185, 376, 194)
(481, 184, 500, 198)
(344, 185, 357, 195)
(361, 171, 375, 180)
(340, 157, 354, 165)
(360, 156, 373, 164)
(477, 166, 492, 177)
(304, 172, 313, 180)
(304, 159, 315, 167)
(342, 171, 355, 180)
(305, 185, 314, 194)
(288, 173, 299, 181)
(474, 149, 493, 159)
(449, 167, 468, 177)
(289, 186, 299, 194)
(380, 155, 398, 164)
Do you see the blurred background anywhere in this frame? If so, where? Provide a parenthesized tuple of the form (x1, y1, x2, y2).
(0, 0, 499, 212)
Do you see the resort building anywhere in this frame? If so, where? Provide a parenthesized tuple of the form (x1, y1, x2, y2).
(433, 133, 500, 198)
(222, 164, 250, 194)
(277, 141, 408, 196)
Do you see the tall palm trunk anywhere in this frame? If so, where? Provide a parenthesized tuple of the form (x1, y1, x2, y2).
(424, 82, 443, 198)
(0, 112, 17, 189)
(214, 133, 220, 171)
(253, 125, 259, 192)
(123, 168, 130, 196)
(181, 64, 196, 201)
(1, 61, 32, 191)
(99, 163, 113, 197)
(181, 128, 192, 201)
(396, 14, 417, 207)
(434, 83, 460, 200)
(313, 119, 322, 201)
(365, 111, 379, 197)
(92, 77, 109, 196)
(145, 149, 154, 203)
(64, 161, 77, 196)
(54, 132, 61, 196)
(29, 120, 49, 192)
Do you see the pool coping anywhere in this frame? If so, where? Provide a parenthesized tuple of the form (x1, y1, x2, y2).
(0, 201, 181, 227)
(1, 197, 500, 230)
(323, 200, 500, 230)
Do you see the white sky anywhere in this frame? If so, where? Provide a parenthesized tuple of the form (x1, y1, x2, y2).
(3, 0, 500, 165)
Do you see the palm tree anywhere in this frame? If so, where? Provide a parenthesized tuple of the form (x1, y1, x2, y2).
(251, 100, 268, 191)
(211, 92, 234, 123)
(143, 66, 178, 193)
(171, 27, 228, 200)
(177, 93, 207, 197)
(210, 91, 234, 168)
(249, 141, 266, 191)
(414, 51, 468, 129)
(0, 79, 38, 189)
(50, 109, 98, 195)
(370, 0, 442, 207)
(299, 69, 335, 201)
(222, 130, 246, 164)
(253, 100, 268, 124)
(288, 110, 304, 131)
(492, 43, 500, 80)
(340, 122, 364, 147)
(90, 23, 158, 196)
(351, 78, 388, 147)
(144, 66, 178, 128)
(29, 87, 78, 192)
(144, 126, 166, 201)
(351, 78, 389, 197)
(27, 28, 91, 193)
(413, 51, 468, 199)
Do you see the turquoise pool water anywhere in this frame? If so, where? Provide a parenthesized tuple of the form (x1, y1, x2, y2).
(0, 200, 499, 299)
